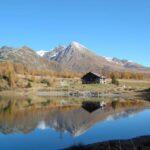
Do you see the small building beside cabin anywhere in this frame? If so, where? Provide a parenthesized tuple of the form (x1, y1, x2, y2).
(81, 72, 106, 84)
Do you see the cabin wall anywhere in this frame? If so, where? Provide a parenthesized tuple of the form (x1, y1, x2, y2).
(82, 77, 106, 84)
(100, 79, 106, 84)
(82, 77, 100, 84)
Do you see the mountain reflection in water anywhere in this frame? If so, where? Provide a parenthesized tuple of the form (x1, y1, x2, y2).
(0, 104, 146, 137)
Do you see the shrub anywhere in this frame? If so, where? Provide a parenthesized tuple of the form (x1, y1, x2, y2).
(0, 78, 9, 91)
(27, 98, 32, 105)
(28, 78, 34, 82)
(111, 74, 119, 86)
(26, 82, 32, 88)
(41, 99, 50, 106)
(41, 79, 51, 87)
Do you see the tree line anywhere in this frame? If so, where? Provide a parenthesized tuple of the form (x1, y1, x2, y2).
(0, 61, 83, 88)
(0, 61, 150, 89)
(100, 69, 150, 80)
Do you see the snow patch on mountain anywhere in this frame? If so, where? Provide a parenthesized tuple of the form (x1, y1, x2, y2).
(71, 41, 87, 50)
(104, 56, 113, 62)
(37, 50, 48, 57)
(37, 121, 48, 130)
(104, 56, 134, 65)
(50, 52, 59, 58)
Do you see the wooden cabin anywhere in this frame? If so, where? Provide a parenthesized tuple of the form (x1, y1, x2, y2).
(81, 72, 106, 84)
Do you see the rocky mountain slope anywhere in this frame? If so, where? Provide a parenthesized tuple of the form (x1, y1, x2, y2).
(0, 42, 149, 73)
(39, 41, 149, 73)
(0, 46, 61, 71)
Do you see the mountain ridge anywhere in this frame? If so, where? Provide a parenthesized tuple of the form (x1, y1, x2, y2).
(38, 41, 150, 73)
(0, 45, 62, 72)
(0, 42, 149, 74)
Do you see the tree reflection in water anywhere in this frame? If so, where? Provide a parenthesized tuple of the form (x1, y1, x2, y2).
(0, 100, 147, 137)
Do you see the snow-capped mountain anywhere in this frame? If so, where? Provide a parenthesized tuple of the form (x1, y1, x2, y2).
(103, 56, 143, 68)
(42, 41, 149, 73)
(0, 42, 149, 73)
(42, 41, 107, 72)
(43, 45, 66, 61)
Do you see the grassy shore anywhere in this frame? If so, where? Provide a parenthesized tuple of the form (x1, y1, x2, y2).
(0, 75, 150, 108)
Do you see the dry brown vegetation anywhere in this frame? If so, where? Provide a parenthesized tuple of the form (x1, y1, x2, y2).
(0, 61, 82, 90)
(101, 70, 150, 80)
(0, 61, 150, 92)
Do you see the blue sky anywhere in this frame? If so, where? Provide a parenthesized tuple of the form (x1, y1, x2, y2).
(0, 0, 150, 66)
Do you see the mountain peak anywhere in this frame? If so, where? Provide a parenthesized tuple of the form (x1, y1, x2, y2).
(21, 45, 32, 50)
(53, 45, 66, 52)
(70, 41, 87, 49)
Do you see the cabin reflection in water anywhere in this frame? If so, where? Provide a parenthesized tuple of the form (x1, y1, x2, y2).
(82, 101, 105, 113)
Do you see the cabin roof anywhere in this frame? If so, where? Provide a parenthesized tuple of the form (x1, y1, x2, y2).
(81, 72, 106, 79)
(90, 72, 100, 77)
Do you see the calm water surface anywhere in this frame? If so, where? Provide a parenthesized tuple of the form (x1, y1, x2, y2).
(0, 102, 150, 150)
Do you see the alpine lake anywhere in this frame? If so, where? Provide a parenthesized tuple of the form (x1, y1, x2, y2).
(0, 94, 150, 150)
